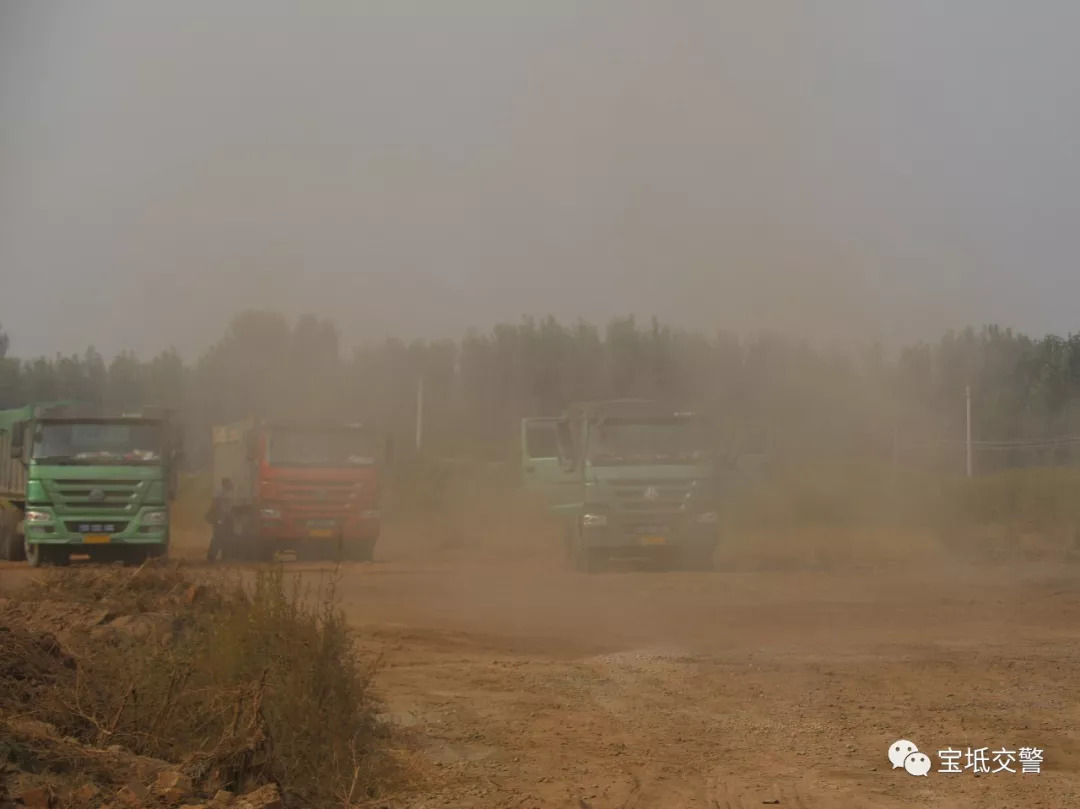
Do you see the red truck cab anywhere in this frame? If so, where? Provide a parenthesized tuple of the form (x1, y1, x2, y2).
(212, 418, 382, 561)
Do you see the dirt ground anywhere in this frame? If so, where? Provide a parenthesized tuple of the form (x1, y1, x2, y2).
(5, 535, 1080, 809)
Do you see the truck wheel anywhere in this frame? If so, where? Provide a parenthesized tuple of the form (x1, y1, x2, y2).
(244, 539, 275, 564)
(25, 541, 69, 568)
(571, 534, 605, 574)
(679, 545, 715, 572)
(0, 515, 25, 562)
(223, 533, 268, 563)
(576, 547, 606, 573)
(121, 547, 149, 567)
(567, 520, 605, 573)
(24, 539, 41, 568)
(341, 539, 375, 563)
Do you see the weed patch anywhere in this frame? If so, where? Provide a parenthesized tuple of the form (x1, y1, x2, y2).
(1, 563, 413, 808)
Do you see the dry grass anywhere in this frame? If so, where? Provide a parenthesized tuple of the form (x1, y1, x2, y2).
(377, 455, 1080, 568)
(24, 560, 215, 614)
(721, 460, 1080, 566)
(1, 563, 416, 808)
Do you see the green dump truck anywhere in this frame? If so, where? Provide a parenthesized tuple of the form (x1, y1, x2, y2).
(0, 402, 182, 566)
(520, 399, 720, 572)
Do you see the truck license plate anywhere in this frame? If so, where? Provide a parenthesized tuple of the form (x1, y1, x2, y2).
(83, 534, 112, 544)
(308, 529, 334, 538)
(640, 536, 667, 546)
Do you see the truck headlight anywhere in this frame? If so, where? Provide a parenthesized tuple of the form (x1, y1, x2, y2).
(25, 510, 52, 524)
(260, 508, 282, 520)
(696, 511, 718, 524)
(141, 510, 167, 526)
(581, 513, 608, 527)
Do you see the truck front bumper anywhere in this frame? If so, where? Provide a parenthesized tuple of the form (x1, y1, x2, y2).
(257, 515, 381, 544)
(578, 518, 718, 554)
(23, 514, 169, 548)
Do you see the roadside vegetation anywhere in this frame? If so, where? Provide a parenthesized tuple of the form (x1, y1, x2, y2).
(718, 460, 1080, 568)
(0, 563, 415, 809)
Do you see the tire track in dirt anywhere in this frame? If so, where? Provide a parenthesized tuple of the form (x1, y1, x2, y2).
(7, 554, 1080, 807)
(336, 559, 1080, 808)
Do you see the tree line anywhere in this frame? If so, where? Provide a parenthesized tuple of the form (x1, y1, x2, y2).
(2, 313, 1079, 471)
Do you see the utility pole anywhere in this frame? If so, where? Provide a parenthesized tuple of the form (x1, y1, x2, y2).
(965, 385, 973, 478)
(890, 425, 900, 525)
(415, 376, 424, 452)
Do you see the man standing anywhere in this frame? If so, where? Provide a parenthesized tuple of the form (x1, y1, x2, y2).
(205, 477, 235, 563)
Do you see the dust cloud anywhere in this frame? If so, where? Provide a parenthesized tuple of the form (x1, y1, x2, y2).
(7, 8, 1080, 807)
(4, 1, 1078, 358)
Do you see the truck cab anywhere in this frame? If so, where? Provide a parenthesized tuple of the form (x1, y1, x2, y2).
(521, 399, 719, 572)
(211, 418, 382, 562)
(0, 402, 182, 566)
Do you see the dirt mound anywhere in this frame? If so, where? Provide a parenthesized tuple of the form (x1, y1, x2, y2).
(0, 562, 409, 809)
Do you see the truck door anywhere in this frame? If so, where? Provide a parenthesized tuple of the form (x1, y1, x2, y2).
(520, 417, 577, 508)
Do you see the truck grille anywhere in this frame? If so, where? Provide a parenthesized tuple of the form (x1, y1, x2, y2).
(66, 520, 130, 534)
(278, 481, 361, 515)
(49, 479, 145, 512)
(609, 478, 697, 515)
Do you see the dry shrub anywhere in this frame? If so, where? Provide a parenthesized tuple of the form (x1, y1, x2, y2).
(27, 561, 209, 614)
(6, 564, 405, 808)
(0, 624, 75, 715)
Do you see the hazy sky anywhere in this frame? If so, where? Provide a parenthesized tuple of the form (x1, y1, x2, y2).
(3, 1, 1080, 358)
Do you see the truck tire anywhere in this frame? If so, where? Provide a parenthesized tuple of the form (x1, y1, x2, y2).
(25, 540, 69, 568)
(0, 514, 25, 562)
(340, 538, 375, 563)
(240, 537, 274, 563)
(121, 547, 149, 567)
(574, 546, 605, 573)
(679, 545, 716, 572)
(570, 523, 605, 573)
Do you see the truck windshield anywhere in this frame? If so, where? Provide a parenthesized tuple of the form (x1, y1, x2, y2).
(587, 419, 707, 466)
(267, 429, 375, 467)
(32, 422, 163, 464)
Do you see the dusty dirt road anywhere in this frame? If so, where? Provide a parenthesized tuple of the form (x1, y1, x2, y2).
(291, 552, 1080, 809)
(5, 547, 1080, 808)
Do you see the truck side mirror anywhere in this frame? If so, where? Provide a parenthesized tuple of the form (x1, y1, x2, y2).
(9, 422, 24, 460)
